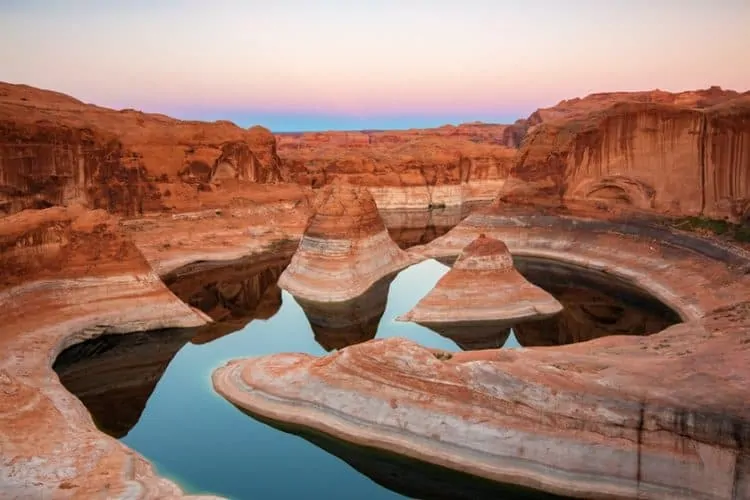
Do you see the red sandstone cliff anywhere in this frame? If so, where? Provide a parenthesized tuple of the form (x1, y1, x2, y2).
(275, 124, 521, 195)
(0, 82, 282, 216)
(506, 87, 750, 221)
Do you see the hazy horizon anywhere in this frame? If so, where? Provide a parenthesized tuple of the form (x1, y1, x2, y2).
(1, 0, 748, 132)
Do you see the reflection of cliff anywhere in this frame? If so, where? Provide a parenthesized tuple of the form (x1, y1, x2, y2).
(248, 413, 562, 500)
(514, 257, 681, 346)
(53, 328, 197, 438)
(294, 273, 396, 351)
(381, 207, 467, 249)
(164, 254, 292, 344)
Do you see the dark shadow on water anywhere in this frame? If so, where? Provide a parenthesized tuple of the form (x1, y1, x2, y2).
(53, 327, 198, 439)
(512, 256, 681, 346)
(239, 409, 566, 500)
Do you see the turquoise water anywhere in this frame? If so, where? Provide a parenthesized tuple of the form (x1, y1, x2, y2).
(120, 260, 518, 498)
(54, 255, 678, 499)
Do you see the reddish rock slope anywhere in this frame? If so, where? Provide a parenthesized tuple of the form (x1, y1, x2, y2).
(506, 87, 750, 221)
(0, 82, 282, 216)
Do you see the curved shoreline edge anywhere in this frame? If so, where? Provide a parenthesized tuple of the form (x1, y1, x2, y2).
(213, 211, 750, 500)
(2, 209, 749, 499)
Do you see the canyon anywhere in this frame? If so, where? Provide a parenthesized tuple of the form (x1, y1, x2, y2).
(1, 81, 749, 499)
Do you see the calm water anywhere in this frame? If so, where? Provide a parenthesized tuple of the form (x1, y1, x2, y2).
(54, 255, 679, 499)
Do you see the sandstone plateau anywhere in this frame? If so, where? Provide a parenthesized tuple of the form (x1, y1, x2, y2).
(2, 81, 750, 499)
(277, 183, 414, 302)
(215, 201, 750, 500)
(397, 234, 562, 345)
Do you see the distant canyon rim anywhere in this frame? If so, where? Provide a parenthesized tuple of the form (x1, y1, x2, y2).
(1, 81, 749, 499)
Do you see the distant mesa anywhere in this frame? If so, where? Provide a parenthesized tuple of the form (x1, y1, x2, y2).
(397, 234, 563, 343)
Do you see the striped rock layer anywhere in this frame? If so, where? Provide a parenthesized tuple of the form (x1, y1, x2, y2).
(397, 234, 563, 344)
(278, 183, 414, 302)
(214, 210, 750, 500)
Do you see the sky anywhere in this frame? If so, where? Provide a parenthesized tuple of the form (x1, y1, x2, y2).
(1, 0, 748, 131)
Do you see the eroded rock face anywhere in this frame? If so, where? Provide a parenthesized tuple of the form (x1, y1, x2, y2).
(213, 210, 750, 500)
(276, 127, 516, 210)
(0, 82, 282, 216)
(278, 183, 414, 301)
(0, 206, 218, 498)
(506, 89, 750, 221)
(397, 234, 562, 343)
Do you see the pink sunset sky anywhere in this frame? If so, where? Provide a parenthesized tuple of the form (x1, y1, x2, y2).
(1, 0, 748, 131)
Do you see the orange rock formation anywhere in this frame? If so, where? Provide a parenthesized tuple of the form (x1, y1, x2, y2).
(214, 206, 750, 500)
(0, 82, 282, 216)
(506, 87, 750, 221)
(398, 234, 562, 344)
(278, 183, 414, 302)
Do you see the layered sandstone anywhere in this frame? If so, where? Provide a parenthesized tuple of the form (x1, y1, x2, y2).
(294, 273, 396, 351)
(214, 207, 750, 500)
(0, 82, 283, 216)
(277, 128, 516, 210)
(0, 206, 219, 499)
(277, 183, 414, 302)
(506, 87, 750, 221)
(398, 234, 562, 346)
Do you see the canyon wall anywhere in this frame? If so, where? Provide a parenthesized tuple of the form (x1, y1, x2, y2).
(0, 82, 282, 216)
(277, 132, 516, 209)
(507, 88, 750, 221)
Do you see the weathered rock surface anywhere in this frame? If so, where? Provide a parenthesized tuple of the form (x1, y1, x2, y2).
(0, 82, 283, 216)
(294, 273, 396, 351)
(214, 207, 750, 500)
(506, 88, 750, 221)
(278, 183, 414, 302)
(277, 127, 516, 210)
(0, 206, 219, 499)
(398, 234, 562, 343)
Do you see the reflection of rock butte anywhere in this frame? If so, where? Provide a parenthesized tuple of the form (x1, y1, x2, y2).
(278, 183, 415, 302)
(295, 273, 396, 351)
(164, 254, 291, 345)
(397, 234, 562, 344)
(214, 209, 750, 500)
(54, 328, 196, 438)
(0, 206, 219, 498)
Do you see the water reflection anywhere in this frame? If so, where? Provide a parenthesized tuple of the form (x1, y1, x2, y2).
(381, 207, 467, 249)
(513, 256, 681, 346)
(53, 328, 196, 438)
(294, 273, 397, 351)
(53, 252, 680, 500)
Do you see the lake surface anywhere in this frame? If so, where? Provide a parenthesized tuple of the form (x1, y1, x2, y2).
(54, 252, 680, 500)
